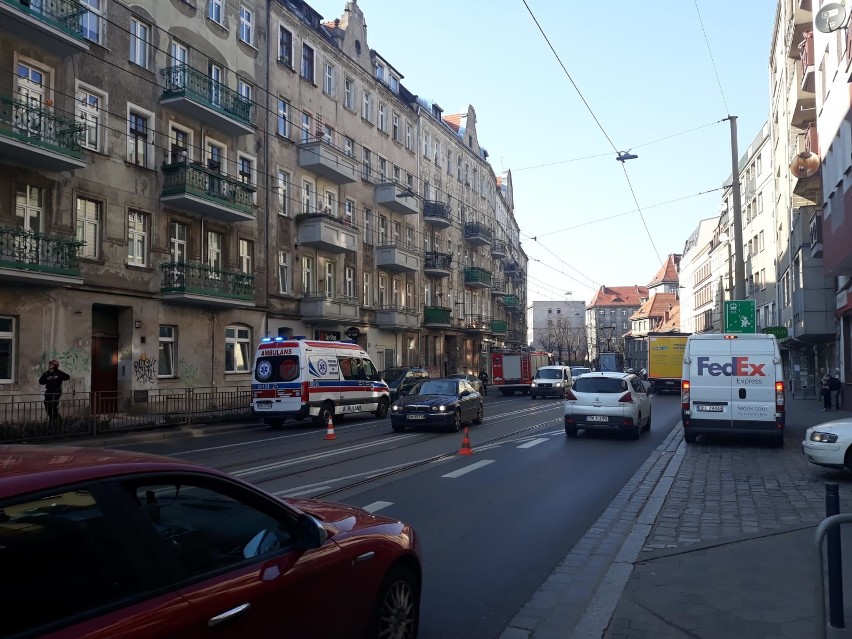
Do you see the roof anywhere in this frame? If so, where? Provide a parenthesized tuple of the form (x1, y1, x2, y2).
(656, 304, 681, 332)
(648, 254, 681, 287)
(588, 285, 649, 308)
(443, 114, 463, 132)
(630, 293, 679, 321)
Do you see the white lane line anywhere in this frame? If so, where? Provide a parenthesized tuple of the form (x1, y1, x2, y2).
(517, 438, 549, 449)
(362, 501, 394, 513)
(279, 485, 332, 497)
(442, 460, 495, 478)
(273, 460, 427, 497)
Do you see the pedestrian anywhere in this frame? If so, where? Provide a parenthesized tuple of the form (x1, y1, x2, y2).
(821, 374, 832, 412)
(39, 359, 70, 425)
(829, 372, 842, 410)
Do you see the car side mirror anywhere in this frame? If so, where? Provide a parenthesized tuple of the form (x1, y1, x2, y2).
(460, 390, 471, 397)
(296, 513, 328, 549)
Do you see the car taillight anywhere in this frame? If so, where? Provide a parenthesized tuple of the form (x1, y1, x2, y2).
(564, 388, 577, 401)
(618, 391, 633, 403)
(301, 381, 310, 404)
(775, 381, 785, 407)
(682, 380, 691, 409)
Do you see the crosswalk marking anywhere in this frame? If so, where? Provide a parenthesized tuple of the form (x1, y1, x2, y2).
(362, 501, 394, 513)
(442, 460, 495, 478)
(517, 438, 549, 449)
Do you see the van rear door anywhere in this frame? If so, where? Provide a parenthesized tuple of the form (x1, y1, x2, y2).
(729, 338, 776, 432)
(689, 336, 733, 430)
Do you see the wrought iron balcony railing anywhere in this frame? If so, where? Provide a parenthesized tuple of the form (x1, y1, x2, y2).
(423, 200, 451, 221)
(160, 261, 254, 300)
(0, 94, 84, 157)
(0, 226, 83, 275)
(424, 251, 452, 270)
(161, 162, 255, 215)
(464, 267, 492, 286)
(2, 0, 87, 39)
(161, 64, 252, 126)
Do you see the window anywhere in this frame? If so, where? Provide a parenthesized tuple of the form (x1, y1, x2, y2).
(300, 112, 311, 144)
(363, 272, 372, 306)
(390, 75, 399, 93)
(208, 0, 222, 24)
(323, 63, 335, 96)
(325, 261, 335, 296)
(378, 103, 386, 131)
(278, 250, 290, 294)
(238, 155, 254, 185)
(379, 215, 388, 244)
(208, 63, 223, 106)
(158, 325, 176, 377)
(127, 210, 148, 266)
(206, 231, 222, 272)
(239, 239, 253, 274)
(406, 123, 412, 150)
(277, 98, 289, 137)
(207, 141, 224, 172)
(301, 44, 314, 81)
(277, 169, 290, 216)
(278, 26, 292, 65)
(129, 17, 149, 68)
(302, 256, 314, 294)
(301, 179, 314, 213)
(239, 6, 253, 44)
(392, 113, 399, 141)
(344, 77, 354, 109)
(76, 85, 105, 152)
(170, 126, 190, 163)
(170, 221, 187, 262)
(345, 267, 355, 299)
(343, 136, 354, 158)
(378, 157, 387, 181)
(378, 275, 387, 306)
(75, 196, 101, 259)
(375, 63, 385, 82)
(393, 165, 401, 184)
(392, 279, 400, 306)
(364, 208, 373, 244)
(0, 316, 14, 383)
(127, 107, 151, 167)
(362, 91, 372, 121)
(225, 326, 251, 373)
(423, 131, 429, 157)
(237, 79, 252, 104)
(362, 147, 372, 180)
(344, 199, 354, 226)
(79, 0, 103, 44)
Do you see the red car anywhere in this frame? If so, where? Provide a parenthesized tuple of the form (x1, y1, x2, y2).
(0, 445, 421, 639)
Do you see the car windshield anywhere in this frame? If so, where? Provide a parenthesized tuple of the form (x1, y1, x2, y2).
(415, 380, 458, 396)
(536, 369, 562, 379)
(571, 367, 591, 376)
(574, 377, 628, 394)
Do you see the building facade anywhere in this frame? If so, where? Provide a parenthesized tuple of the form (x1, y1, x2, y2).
(678, 217, 717, 334)
(585, 285, 647, 365)
(530, 300, 586, 365)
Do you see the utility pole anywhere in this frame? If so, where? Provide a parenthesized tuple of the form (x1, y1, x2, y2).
(726, 115, 747, 301)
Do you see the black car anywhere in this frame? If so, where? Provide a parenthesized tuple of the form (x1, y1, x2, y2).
(446, 373, 487, 395)
(390, 378, 484, 432)
(381, 366, 429, 402)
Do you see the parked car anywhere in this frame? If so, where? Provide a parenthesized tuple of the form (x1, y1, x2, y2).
(0, 445, 422, 639)
(381, 366, 429, 402)
(447, 372, 487, 395)
(390, 377, 484, 432)
(563, 372, 652, 440)
(570, 366, 592, 378)
(802, 419, 852, 470)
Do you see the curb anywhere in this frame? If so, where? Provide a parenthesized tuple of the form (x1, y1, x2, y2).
(64, 420, 268, 447)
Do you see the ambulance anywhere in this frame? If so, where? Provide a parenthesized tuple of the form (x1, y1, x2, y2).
(251, 337, 390, 428)
(681, 333, 785, 445)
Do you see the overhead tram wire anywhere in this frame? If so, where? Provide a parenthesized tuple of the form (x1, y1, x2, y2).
(694, 0, 731, 114)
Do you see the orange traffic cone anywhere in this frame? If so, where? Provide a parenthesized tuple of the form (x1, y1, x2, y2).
(458, 427, 473, 456)
(324, 414, 337, 441)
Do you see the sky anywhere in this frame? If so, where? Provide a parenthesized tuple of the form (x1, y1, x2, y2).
(311, 0, 778, 305)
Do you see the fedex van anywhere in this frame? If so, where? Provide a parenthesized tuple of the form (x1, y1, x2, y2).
(251, 337, 390, 428)
(681, 333, 785, 445)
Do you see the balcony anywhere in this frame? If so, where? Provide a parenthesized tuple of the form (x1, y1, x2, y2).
(423, 306, 452, 328)
(1, 0, 89, 56)
(160, 262, 254, 306)
(160, 65, 253, 137)
(161, 162, 256, 223)
(809, 209, 823, 259)
(799, 32, 815, 93)
(375, 241, 420, 273)
(464, 221, 492, 246)
(423, 251, 452, 277)
(506, 329, 523, 344)
(375, 305, 420, 330)
(503, 295, 521, 310)
(490, 319, 507, 335)
(490, 240, 507, 259)
(375, 183, 419, 215)
(300, 293, 360, 323)
(0, 226, 83, 285)
(0, 94, 85, 171)
(423, 200, 451, 228)
(297, 139, 357, 184)
(464, 314, 490, 332)
(490, 279, 507, 296)
(464, 267, 492, 288)
(296, 210, 358, 253)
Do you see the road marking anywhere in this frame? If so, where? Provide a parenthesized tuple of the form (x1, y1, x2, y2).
(362, 501, 393, 513)
(442, 460, 495, 478)
(517, 438, 549, 449)
(279, 485, 332, 497)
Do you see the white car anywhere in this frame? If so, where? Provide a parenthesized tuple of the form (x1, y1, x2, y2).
(564, 372, 651, 440)
(802, 419, 852, 470)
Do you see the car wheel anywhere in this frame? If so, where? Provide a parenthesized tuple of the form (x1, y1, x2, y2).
(643, 410, 652, 432)
(629, 421, 641, 440)
(391, 421, 406, 433)
(374, 398, 389, 419)
(684, 431, 697, 444)
(473, 404, 483, 425)
(367, 565, 420, 639)
(844, 446, 852, 472)
(565, 425, 578, 438)
(313, 402, 334, 427)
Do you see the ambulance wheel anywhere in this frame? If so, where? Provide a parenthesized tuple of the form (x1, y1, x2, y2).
(313, 402, 334, 426)
(374, 398, 389, 419)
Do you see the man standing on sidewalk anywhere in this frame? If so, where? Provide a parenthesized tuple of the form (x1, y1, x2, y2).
(39, 359, 70, 426)
(829, 371, 842, 410)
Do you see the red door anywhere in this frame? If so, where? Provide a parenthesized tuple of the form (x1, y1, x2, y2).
(91, 335, 118, 413)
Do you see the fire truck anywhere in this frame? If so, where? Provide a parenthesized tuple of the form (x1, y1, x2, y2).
(490, 350, 551, 396)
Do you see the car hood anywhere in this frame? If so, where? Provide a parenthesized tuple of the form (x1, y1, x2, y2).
(394, 394, 458, 408)
(286, 498, 398, 534)
(809, 420, 852, 433)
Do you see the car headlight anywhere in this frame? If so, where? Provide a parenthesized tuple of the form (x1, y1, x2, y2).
(438, 405, 447, 412)
(392, 404, 400, 411)
(531, 382, 538, 387)
(554, 381, 563, 387)
(810, 431, 839, 443)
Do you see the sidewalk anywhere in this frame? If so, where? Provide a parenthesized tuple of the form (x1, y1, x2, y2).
(501, 398, 852, 639)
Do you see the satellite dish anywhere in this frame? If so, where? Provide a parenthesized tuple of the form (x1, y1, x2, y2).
(815, 3, 846, 33)
(790, 151, 820, 179)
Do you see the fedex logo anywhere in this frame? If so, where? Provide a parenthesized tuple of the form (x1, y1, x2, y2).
(696, 357, 766, 377)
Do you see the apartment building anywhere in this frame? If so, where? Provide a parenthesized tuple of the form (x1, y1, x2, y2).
(530, 300, 586, 365)
(0, 0, 527, 399)
(678, 217, 717, 334)
(585, 285, 647, 364)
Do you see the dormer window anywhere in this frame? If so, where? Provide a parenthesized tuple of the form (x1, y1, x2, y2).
(375, 63, 385, 82)
(390, 75, 399, 93)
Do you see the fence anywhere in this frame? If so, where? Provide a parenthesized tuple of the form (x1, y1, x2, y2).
(0, 386, 253, 443)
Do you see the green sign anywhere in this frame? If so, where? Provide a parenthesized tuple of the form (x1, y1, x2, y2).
(724, 300, 756, 333)
(762, 326, 788, 339)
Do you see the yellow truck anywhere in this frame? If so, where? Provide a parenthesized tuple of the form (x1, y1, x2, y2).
(647, 334, 689, 394)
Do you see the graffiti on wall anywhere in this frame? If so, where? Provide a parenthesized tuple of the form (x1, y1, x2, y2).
(178, 357, 200, 387)
(38, 342, 90, 376)
(133, 353, 157, 385)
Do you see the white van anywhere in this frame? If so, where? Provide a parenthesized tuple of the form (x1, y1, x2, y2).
(530, 365, 573, 399)
(681, 333, 785, 445)
(251, 337, 390, 428)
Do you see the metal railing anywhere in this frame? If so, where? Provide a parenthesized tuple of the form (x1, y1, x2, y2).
(464, 267, 492, 286)
(424, 251, 452, 270)
(0, 94, 85, 156)
(464, 221, 493, 242)
(0, 387, 253, 443)
(0, 226, 83, 275)
(2, 0, 87, 39)
(423, 306, 452, 325)
(161, 162, 256, 215)
(423, 200, 451, 222)
(160, 261, 255, 300)
(161, 64, 252, 125)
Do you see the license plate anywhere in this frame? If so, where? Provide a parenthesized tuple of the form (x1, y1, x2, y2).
(255, 402, 272, 410)
(407, 414, 425, 420)
(696, 404, 724, 412)
(587, 415, 608, 422)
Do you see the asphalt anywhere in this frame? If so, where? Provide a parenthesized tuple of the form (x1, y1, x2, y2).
(500, 398, 852, 639)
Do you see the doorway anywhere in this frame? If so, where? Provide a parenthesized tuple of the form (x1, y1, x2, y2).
(91, 306, 119, 413)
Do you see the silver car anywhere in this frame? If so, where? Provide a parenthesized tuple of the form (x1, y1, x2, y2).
(563, 372, 651, 439)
